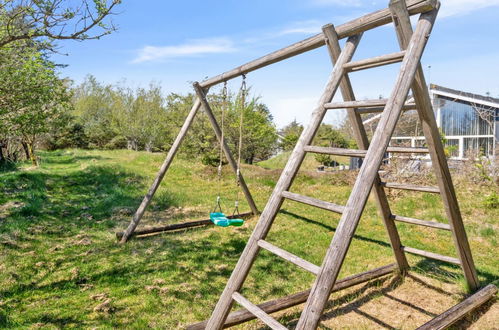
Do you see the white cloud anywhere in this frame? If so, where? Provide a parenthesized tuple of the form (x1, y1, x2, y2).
(439, 0, 499, 18)
(132, 38, 236, 63)
(277, 20, 322, 36)
(243, 20, 322, 44)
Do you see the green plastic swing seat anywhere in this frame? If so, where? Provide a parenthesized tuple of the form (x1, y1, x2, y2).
(210, 212, 244, 227)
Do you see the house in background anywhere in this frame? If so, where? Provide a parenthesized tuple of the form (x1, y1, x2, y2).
(390, 84, 499, 160)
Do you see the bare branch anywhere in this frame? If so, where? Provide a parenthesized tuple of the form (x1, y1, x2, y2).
(0, 0, 122, 48)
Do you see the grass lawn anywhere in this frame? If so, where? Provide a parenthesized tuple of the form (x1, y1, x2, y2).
(0, 149, 497, 328)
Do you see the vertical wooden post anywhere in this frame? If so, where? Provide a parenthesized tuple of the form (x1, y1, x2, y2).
(296, 8, 439, 329)
(322, 24, 409, 271)
(119, 98, 204, 243)
(389, 0, 479, 291)
(205, 34, 363, 330)
(193, 82, 259, 216)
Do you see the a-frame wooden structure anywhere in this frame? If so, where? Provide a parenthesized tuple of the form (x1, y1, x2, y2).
(187, 0, 496, 328)
(118, 86, 260, 243)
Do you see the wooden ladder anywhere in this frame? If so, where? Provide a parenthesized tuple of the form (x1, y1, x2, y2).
(202, 1, 479, 329)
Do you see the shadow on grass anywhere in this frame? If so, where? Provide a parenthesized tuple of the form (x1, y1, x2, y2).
(279, 209, 391, 249)
(411, 258, 498, 289)
(0, 163, 180, 236)
(0, 160, 18, 173)
(273, 275, 403, 329)
(39, 151, 107, 165)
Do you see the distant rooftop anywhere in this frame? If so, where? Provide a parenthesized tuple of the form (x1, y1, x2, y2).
(430, 84, 499, 107)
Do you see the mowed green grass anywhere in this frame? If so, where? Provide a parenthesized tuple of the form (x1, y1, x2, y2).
(0, 149, 497, 328)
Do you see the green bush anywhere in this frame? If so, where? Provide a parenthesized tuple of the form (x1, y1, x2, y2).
(105, 136, 128, 150)
(483, 192, 499, 209)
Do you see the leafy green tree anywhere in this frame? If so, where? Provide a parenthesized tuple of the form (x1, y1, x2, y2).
(313, 124, 350, 166)
(0, 44, 71, 165)
(72, 75, 116, 148)
(279, 119, 303, 151)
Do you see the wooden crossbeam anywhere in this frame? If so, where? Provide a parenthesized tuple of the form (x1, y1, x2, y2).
(258, 240, 321, 275)
(199, 0, 437, 88)
(115, 212, 253, 240)
(402, 246, 460, 265)
(344, 50, 406, 72)
(232, 292, 286, 330)
(417, 284, 497, 330)
(282, 191, 345, 214)
(382, 182, 440, 193)
(392, 214, 451, 230)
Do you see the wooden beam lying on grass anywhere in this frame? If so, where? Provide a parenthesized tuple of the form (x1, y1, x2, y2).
(417, 284, 497, 330)
(187, 263, 396, 329)
(115, 212, 253, 240)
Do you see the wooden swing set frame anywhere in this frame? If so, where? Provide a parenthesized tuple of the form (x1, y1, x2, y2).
(118, 0, 496, 328)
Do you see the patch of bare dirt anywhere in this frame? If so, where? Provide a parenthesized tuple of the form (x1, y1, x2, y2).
(241, 272, 497, 329)
(0, 201, 24, 220)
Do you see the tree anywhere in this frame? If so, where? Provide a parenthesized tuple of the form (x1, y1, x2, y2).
(279, 119, 303, 151)
(0, 0, 121, 48)
(0, 44, 71, 165)
(313, 123, 350, 166)
(72, 75, 116, 148)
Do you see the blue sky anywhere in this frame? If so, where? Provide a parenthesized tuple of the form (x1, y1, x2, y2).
(53, 0, 499, 128)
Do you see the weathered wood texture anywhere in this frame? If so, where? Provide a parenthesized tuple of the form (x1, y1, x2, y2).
(296, 8, 439, 329)
(387, 146, 429, 153)
(187, 264, 396, 330)
(402, 246, 460, 265)
(392, 214, 450, 230)
(204, 33, 363, 330)
(231, 292, 287, 330)
(322, 22, 410, 279)
(199, 0, 436, 88)
(417, 284, 497, 330)
(193, 82, 259, 216)
(282, 191, 345, 214)
(356, 103, 416, 113)
(258, 240, 320, 275)
(115, 212, 253, 240)
(343, 50, 406, 72)
(389, 0, 479, 290)
(304, 146, 367, 157)
(382, 182, 440, 193)
(119, 98, 203, 243)
(304, 146, 428, 156)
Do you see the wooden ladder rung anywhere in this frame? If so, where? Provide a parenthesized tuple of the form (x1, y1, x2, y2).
(393, 214, 451, 230)
(304, 146, 428, 158)
(282, 191, 345, 214)
(258, 240, 321, 275)
(386, 146, 429, 153)
(324, 99, 387, 109)
(324, 99, 415, 110)
(232, 292, 287, 330)
(356, 103, 416, 114)
(344, 50, 406, 72)
(402, 246, 460, 265)
(382, 182, 439, 193)
(304, 146, 366, 157)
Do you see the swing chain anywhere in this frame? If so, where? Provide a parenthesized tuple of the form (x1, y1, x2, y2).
(233, 74, 246, 216)
(214, 81, 228, 213)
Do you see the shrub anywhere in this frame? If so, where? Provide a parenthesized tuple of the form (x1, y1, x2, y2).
(104, 136, 128, 150)
(483, 192, 499, 209)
